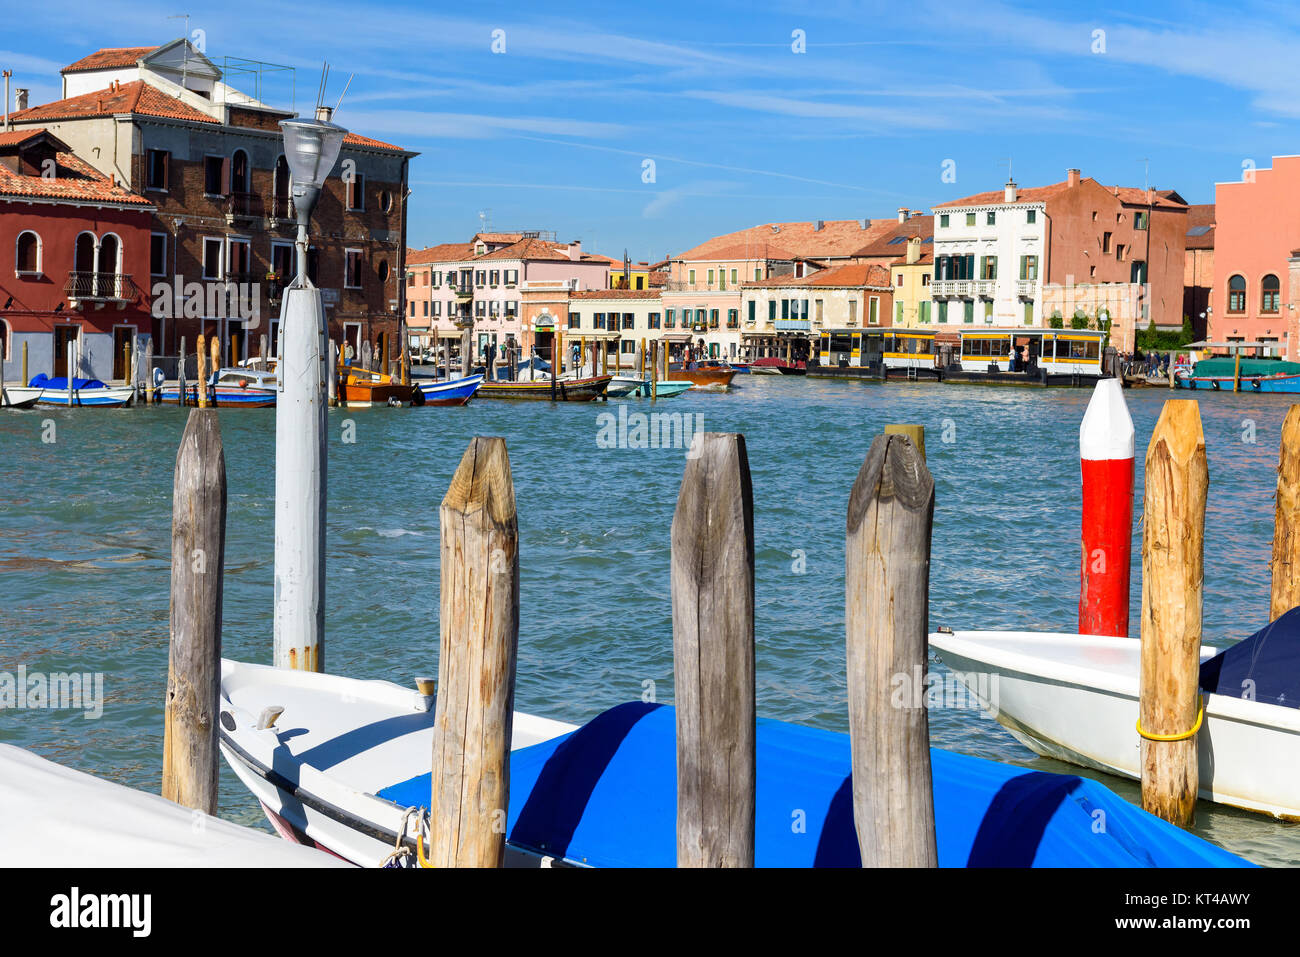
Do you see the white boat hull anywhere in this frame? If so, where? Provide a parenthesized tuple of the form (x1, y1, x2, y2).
(217, 659, 578, 867)
(930, 630, 1300, 819)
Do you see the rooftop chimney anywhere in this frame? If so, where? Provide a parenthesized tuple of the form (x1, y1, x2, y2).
(1004, 181, 1018, 203)
(15, 88, 28, 111)
(568, 239, 582, 260)
(315, 105, 334, 122)
(1067, 168, 1081, 188)
(906, 236, 921, 265)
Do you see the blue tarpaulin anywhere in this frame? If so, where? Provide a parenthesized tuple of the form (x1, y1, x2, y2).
(28, 374, 107, 390)
(378, 702, 1250, 867)
(1201, 605, 1300, 709)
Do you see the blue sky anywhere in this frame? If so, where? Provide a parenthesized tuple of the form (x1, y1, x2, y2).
(4, 0, 1298, 260)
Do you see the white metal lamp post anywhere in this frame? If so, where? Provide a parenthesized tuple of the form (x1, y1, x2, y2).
(273, 110, 346, 672)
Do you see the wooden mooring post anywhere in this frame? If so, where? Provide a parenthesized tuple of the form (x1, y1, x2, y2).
(846, 429, 937, 867)
(1139, 400, 1207, 827)
(177, 336, 187, 407)
(195, 333, 208, 409)
(21, 341, 28, 387)
(671, 433, 756, 867)
(161, 410, 227, 813)
(1271, 406, 1300, 619)
(429, 437, 520, 867)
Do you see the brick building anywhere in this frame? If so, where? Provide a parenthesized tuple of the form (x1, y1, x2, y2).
(1182, 204, 1214, 341)
(7, 39, 415, 367)
(0, 128, 154, 383)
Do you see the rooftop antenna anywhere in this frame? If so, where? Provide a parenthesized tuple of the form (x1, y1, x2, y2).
(1000, 157, 1014, 183)
(315, 61, 329, 114)
(167, 14, 191, 91)
(332, 72, 354, 116)
(1140, 157, 1150, 191)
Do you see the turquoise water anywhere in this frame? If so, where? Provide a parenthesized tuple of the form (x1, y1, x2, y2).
(2, 375, 1299, 866)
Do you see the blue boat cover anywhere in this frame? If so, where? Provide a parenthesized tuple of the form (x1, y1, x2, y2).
(28, 373, 108, 390)
(1201, 605, 1300, 709)
(377, 702, 1249, 867)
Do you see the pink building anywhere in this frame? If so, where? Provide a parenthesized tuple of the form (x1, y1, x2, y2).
(1211, 156, 1300, 358)
(406, 232, 610, 363)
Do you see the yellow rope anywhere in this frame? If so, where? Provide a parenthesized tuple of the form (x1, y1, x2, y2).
(1137, 697, 1205, 742)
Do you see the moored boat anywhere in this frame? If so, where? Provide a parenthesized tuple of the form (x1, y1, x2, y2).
(218, 658, 1250, 867)
(929, 609, 1300, 820)
(338, 363, 419, 407)
(159, 367, 278, 407)
(476, 374, 611, 401)
(1, 385, 41, 408)
(1175, 357, 1300, 392)
(414, 373, 482, 406)
(631, 380, 692, 398)
(14, 374, 133, 407)
(605, 375, 648, 397)
(667, 360, 736, 392)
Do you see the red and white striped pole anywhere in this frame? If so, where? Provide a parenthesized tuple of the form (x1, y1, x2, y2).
(1079, 378, 1135, 637)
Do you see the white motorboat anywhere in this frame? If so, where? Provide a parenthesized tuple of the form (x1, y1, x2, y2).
(8, 374, 133, 407)
(929, 615, 1300, 820)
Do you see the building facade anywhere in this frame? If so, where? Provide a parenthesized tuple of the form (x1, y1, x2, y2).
(740, 263, 894, 359)
(9, 39, 415, 368)
(1, 128, 154, 383)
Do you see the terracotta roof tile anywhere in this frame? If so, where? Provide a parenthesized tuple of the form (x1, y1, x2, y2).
(744, 263, 891, 289)
(1185, 203, 1215, 250)
(934, 178, 1187, 210)
(62, 46, 158, 74)
(476, 237, 600, 263)
(0, 149, 151, 205)
(854, 216, 934, 258)
(11, 80, 218, 125)
(408, 242, 476, 264)
(571, 289, 662, 300)
(0, 128, 49, 147)
(342, 131, 407, 153)
(675, 219, 895, 262)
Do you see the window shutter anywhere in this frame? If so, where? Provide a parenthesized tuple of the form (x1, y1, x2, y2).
(221, 157, 231, 196)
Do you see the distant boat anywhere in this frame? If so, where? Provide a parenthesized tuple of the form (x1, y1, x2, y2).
(751, 357, 807, 376)
(667, 360, 736, 392)
(605, 375, 648, 397)
(930, 609, 1300, 820)
(159, 368, 278, 407)
(218, 659, 1250, 868)
(414, 373, 482, 406)
(9, 375, 133, 407)
(477, 375, 612, 401)
(630, 380, 692, 398)
(1176, 357, 1300, 393)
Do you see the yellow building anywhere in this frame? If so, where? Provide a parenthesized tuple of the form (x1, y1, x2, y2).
(889, 238, 935, 327)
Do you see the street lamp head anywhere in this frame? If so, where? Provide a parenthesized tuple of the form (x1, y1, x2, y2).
(280, 110, 348, 226)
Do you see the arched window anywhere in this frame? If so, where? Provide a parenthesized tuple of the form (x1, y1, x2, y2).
(15, 230, 41, 274)
(1228, 274, 1246, 313)
(96, 234, 121, 298)
(273, 155, 291, 219)
(1262, 274, 1280, 313)
(231, 149, 249, 195)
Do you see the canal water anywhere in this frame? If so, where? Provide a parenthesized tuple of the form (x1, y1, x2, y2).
(2, 375, 1298, 866)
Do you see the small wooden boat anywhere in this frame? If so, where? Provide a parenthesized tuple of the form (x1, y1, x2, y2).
(414, 373, 482, 406)
(1, 386, 41, 408)
(338, 364, 418, 408)
(667, 360, 736, 392)
(12, 375, 133, 407)
(218, 658, 1249, 867)
(605, 375, 648, 397)
(930, 609, 1300, 819)
(476, 375, 611, 401)
(159, 368, 278, 407)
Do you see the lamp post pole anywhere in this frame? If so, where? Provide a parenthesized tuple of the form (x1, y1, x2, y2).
(273, 110, 346, 672)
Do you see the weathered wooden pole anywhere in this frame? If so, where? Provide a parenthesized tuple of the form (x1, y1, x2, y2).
(21, 341, 28, 387)
(1139, 399, 1207, 827)
(1233, 347, 1242, 393)
(883, 423, 926, 461)
(177, 336, 187, 407)
(162, 409, 227, 813)
(846, 431, 937, 867)
(651, 339, 659, 400)
(210, 334, 221, 404)
(66, 341, 75, 406)
(123, 339, 132, 386)
(429, 437, 519, 867)
(327, 340, 338, 408)
(259, 334, 269, 369)
(671, 432, 755, 867)
(1270, 405, 1300, 620)
(196, 333, 208, 409)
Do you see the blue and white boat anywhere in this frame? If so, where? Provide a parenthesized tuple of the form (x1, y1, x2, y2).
(218, 659, 1251, 867)
(8, 374, 134, 407)
(414, 373, 482, 406)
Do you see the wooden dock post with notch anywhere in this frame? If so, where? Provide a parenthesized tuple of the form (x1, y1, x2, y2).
(195, 333, 208, 409)
(1270, 405, 1300, 620)
(671, 432, 756, 867)
(1139, 399, 1207, 827)
(846, 429, 937, 867)
(161, 409, 227, 814)
(429, 437, 519, 867)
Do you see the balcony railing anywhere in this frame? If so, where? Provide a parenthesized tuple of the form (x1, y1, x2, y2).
(1016, 279, 1037, 297)
(454, 285, 474, 299)
(225, 191, 264, 221)
(269, 195, 293, 220)
(64, 271, 140, 303)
